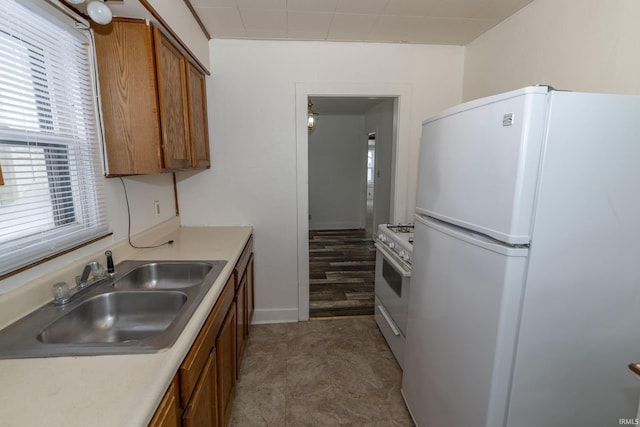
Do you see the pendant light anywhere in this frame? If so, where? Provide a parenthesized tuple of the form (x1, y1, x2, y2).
(308, 101, 319, 130)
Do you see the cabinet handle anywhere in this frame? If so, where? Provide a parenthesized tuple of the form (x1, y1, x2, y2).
(629, 363, 640, 377)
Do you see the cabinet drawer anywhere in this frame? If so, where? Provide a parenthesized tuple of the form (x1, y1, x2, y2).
(234, 236, 253, 288)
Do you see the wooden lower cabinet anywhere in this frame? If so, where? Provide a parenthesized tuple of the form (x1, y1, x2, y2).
(216, 301, 237, 426)
(148, 235, 253, 427)
(246, 254, 255, 336)
(235, 273, 247, 374)
(234, 237, 254, 377)
(149, 377, 180, 427)
(182, 352, 216, 427)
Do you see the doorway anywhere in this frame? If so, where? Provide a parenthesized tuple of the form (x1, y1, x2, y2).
(306, 97, 393, 318)
(295, 82, 412, 321)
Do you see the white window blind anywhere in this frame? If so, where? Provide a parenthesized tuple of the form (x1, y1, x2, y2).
(0, 0, 108, 276)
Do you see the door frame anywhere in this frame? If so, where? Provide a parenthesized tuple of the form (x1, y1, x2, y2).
(295, 82, 412, 321)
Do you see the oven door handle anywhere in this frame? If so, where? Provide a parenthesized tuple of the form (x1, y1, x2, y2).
(377, 304, 402, 336)
(375, 242, 411, 277)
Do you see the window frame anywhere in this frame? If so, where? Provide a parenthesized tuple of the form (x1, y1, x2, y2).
(0, 0, 110, 280)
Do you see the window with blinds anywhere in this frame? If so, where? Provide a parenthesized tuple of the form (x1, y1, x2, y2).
(0, 0, 108, 277)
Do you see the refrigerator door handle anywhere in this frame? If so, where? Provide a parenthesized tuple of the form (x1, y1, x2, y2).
(378, 304, 401, 336)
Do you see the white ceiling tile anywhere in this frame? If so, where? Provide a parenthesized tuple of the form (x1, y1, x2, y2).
(382, 0, 438, 16)
(371, 15, 424, 42)
(288, 11, 333, 34)
(195, 7, 245, 31)
(329, 13, 378, 35)
(287, 0, 338, 13)
(190, 0, 237, 7)
(336, 0, 390, 14)
(236, 0, 286, 9)
(190, 0, 534, 44)
(240, 8, 287, 31)
(429, 0, 492, 18)
(245, 29, 287, 38)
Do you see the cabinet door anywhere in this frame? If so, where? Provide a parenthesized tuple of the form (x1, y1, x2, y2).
(93, 19, 163, 175)
(236, 272, 247, 376)
(153, 27, 191, 171)
(186, 61, 210, 169)
(246, 254, 254, 336)
(149, 376, 180, 427)
(216, 302, 237, 427)
(182, 352, 216, 427)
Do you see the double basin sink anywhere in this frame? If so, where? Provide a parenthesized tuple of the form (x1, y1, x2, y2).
(0, 260, 227, 359)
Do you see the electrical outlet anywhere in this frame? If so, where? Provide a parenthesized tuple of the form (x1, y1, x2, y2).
(154, 200, 160, 217)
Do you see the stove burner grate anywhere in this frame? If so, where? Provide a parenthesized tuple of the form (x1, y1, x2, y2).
(386, 224, 414, 234)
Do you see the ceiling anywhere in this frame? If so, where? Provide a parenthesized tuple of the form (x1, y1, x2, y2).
(187, 0, 534, 45)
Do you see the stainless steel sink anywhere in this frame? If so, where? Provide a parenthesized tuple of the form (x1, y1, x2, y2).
(38, 291, 188, 344)
(113, 261, 213, 289)
(0, 260, 227, 358)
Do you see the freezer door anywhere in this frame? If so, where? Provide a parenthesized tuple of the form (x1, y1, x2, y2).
(416, 87, 548, 244)
(402, 215, 528, 427)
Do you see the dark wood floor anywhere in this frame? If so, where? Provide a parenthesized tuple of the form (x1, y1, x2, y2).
(309, 229, 376, 318)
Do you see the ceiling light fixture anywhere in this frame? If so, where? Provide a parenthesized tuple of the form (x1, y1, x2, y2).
(307, 101, 319, 130)
(68, 0, 113, 25)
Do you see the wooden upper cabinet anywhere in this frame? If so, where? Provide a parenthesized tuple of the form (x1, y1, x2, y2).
(93, 19, 163, 175)
(93, 19, 210, 176)
(153, 27, 191, 171)
(186, 62, 210, 169)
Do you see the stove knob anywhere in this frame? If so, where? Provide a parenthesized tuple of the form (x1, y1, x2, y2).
(398, 249, 406, 259)
(388, 242, 395, 249)
(404, 253, 411, 262)
(378, 234, 386, 242)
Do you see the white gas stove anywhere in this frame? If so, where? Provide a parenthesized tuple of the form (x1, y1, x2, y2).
(374, 223, 414, 369)
(376, 223, 414, 266)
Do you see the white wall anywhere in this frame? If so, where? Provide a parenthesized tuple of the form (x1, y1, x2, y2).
(309, 114, 367, 230)
(177, 39, 464, 322)
(463, 0, 640, 100)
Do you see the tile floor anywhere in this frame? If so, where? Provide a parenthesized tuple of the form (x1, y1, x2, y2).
(229, 317, 415, 426)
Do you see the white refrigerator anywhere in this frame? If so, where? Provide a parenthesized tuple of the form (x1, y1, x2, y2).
(402, 86, 640, 427)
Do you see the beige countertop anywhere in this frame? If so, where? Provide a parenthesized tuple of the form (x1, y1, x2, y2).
(0, 224, 252, 427)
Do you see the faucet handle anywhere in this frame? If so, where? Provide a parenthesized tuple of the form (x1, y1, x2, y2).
(52, 282, 70, 304)
(90, 261, 106, 280)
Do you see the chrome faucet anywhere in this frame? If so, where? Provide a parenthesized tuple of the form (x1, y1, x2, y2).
(53, 260, 107, 306)
(76, 262, 95, 289)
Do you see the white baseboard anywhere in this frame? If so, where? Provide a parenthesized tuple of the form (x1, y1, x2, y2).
(251, 308, 299, 324)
